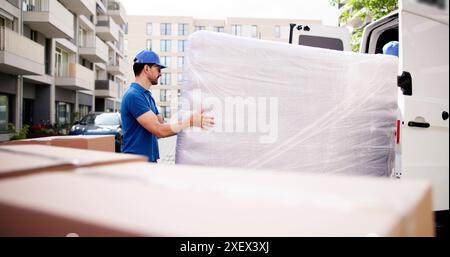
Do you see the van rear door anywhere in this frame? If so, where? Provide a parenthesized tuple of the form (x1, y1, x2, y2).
(399, 0, 449, 211)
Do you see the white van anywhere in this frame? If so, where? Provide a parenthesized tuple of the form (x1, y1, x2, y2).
(289, 0, 449, 233)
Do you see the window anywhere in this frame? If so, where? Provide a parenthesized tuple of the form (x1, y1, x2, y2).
(177, 56, 184, 69)
(165, 107, 171, 119)
(30, 29, 38, 42)
(213, 26, 224, 33)
(78, 27, 86, 47)
(79, 113, 120, 126)
(160, 40, 171, 52)
(160, 106, 171, 119)
(178, 40, 187, 52)
(231, 25, 241, 36)
(0, 95, 9, 133)
(160, 89, 167, 102)
(251, 25, 258, 38)
(161, 23, 172, 35)
(146, 39, 152, 50)
(178, 23, 189, 36)
(298, 35, 344, 51)
(55, 47, 69, 77)
(55, 101, 73, 126)
(161, 56, 171, 68)
(79, 105, 91, 118)
(146, 23, 152, 35)
(274, 25, 281, 38)
(178, 73, 184, 85)
(160, 73, 171, 85)
(195, 26, 205, 31)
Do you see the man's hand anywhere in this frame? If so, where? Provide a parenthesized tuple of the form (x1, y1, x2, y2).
(190, 112, 215, 129)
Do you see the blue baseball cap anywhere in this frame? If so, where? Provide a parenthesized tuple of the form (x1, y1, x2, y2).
(383, 41, 399, 57)
(134, 50, 167, 69)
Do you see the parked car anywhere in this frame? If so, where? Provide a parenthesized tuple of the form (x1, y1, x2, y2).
(69, 112, 122, 152)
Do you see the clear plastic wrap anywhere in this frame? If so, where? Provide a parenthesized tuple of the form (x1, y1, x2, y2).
(176, 31, 398, 176)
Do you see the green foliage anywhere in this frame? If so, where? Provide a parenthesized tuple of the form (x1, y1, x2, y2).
(329, 0, 398, 52)
(8, 123, 30, 141)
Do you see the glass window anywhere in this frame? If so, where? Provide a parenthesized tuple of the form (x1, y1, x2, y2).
(251, 25, 258, 38)
(78, 105, 91, 119)
(146, 39, 152, 50)
(160, 106, 171, 119)
(161, 56, 171, 68)
(178, 23, 189, 36)
(0, 95, 9, 133)
(165, 106, 171, 119)
(161, 106, 171, 119)
(146, 23, 152, 35)
(274, 25, 281, 38)
(79, 113, 120, 126)
(195, 26, 206, 31)
(160, 40, 171, 52)
(231, 25, 241, 36)
(78, 27, 86, 47)
(298, 35, 344, 51)
(213, 26, 224, 33)
(56, 101, 72, 125)
(160, 73, 171, 85)
(177, 73, 183, 85)
(177, 56, 184, 69)
(160, 89, 167, 102)
(161, 23, 172, 35)
(178, 40, 187, 52)
(55, 48, 69, 77)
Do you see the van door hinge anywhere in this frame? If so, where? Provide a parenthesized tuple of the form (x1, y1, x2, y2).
(398, 71, 412, 96)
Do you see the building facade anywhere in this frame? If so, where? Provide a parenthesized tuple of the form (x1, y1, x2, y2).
(125, 16, 321, 122)
(0, 0, 127, 141)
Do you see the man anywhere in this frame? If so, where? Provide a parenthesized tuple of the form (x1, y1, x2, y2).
(121, 50, 214, 162)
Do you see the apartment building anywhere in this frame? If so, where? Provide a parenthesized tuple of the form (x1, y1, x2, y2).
(125, 16, 321, 122)
(0, 0, 127, 141)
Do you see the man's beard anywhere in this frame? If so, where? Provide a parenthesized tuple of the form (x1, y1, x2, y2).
(149, 76, 159, 85)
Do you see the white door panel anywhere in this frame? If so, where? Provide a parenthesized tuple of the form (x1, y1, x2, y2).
(400, 1, 449, 211)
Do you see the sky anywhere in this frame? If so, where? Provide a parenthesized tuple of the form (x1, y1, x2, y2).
(121, 0, 340, 26)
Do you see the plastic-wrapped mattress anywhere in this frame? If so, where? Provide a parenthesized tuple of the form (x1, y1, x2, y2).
(176, 31, 398, 176)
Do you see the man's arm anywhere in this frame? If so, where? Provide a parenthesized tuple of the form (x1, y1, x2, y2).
(157, 114, 164, 124)
(136, 111, 214, 139)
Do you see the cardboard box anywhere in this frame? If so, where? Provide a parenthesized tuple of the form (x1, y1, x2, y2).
(0, 145, 148, 179)
(0, 163, 434, 236)
(2, 135, 116, 152)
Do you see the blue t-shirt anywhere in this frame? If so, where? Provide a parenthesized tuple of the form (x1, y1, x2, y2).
(121, 83, 160, 162)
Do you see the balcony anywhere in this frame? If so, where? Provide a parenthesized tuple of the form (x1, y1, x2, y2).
(96, 17, 120, 42)
(0, 27, 45, 75)
(59, 0, 95, 16)
(79, 36, 109, 63)
(55, 63, 94, 91)
(95, 80, 118, 99)
(23, 0, 74, 39)
(107, 0, 127, 25)
(107, 57, 127, 76)
(96, 0, 107, 14)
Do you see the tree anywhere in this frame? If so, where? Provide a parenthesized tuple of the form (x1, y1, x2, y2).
(329, 0, 398, 52)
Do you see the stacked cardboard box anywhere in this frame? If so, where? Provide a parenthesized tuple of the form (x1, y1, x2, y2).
(0, 145, 147, 179)
(2, 135, 116, 152)
(0, 161, 434, 236)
